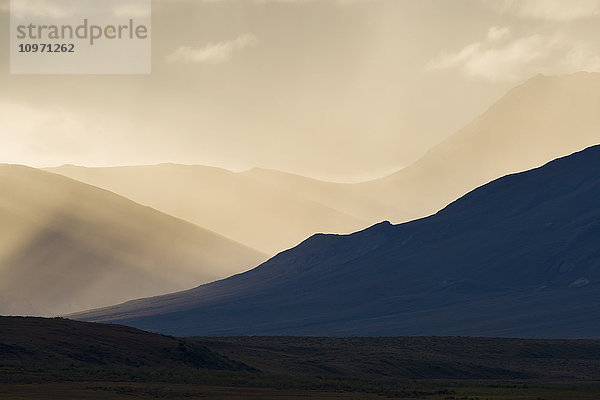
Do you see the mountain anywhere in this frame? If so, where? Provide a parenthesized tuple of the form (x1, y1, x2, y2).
(0, 165, 266, 316)
(355, 72, 600, 222)
(72, 145, 600, 338)
(49, 73, 600, 255)
(46, 164, 367, 255)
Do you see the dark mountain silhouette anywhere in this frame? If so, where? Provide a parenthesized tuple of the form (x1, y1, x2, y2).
(0, 166, 266, 316)
(73, 145, 600, 338)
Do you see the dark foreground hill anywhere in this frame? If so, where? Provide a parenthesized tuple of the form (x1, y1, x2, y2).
(0, 316, 247, 374)
(195, 336, 600, 381)
(73, 145, 600, 338)
(3, 317, 600, 399)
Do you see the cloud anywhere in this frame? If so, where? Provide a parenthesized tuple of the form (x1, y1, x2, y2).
(487, 26, 510, 42)
(9, 0, 74, 19)
(486, 0, 600, 21)
(167, 34, 258, 64)
(113, 1, 151, 18)
(174, 0, 364, 4)
(427, 27, 600, 82)
(0, 102, 90, 165)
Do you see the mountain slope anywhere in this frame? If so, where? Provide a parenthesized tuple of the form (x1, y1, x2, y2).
(72, 145, 600, 338)
(356, 72, 600, 222)
(0, 165, 266, 316)
(46, 164, 367, 255)
(240, 167, 389, 224)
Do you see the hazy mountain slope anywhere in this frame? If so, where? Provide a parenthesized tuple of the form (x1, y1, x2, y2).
(0, 165, 265, 316)
(46, 164, 367, 254)
(73, 145, 600, 338)
(50, 73, 600, 254)
(356, 72, 600, 222)
(240, 168, 391, 223)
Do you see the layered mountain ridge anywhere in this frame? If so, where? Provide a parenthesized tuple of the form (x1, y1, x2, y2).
(50, 72, 600, 256)
(72, 144, 600, 338)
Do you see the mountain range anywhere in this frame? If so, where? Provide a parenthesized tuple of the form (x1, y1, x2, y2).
(47, 164, 368, 254)
(72, 144, 600, 338)
(3, 72, 599, 322)
(49, 72, 600, 255)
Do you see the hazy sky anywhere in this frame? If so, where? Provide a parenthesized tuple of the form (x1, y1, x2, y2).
(1, 0, 600, 181)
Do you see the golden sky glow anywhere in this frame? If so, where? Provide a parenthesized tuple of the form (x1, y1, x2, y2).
(1, 0, 600, 181)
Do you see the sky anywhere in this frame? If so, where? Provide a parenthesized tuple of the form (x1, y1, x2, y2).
(1, 0, 600, 181)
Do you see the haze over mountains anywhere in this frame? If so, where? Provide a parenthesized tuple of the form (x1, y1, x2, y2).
(0, 166, 266, 316)
(357, 72, 600, 221)
(73, 145, 600, 338)
(3, 72, 598, 321)
(50, 72, 600, 255)
(47, 164, 368, 255)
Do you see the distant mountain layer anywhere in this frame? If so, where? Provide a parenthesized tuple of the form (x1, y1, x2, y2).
(354, 72, 600, 222)
(73, 145, 600, 338)
(50, 72, 600, 255)
(0, 166, 266, 316)
(46, 164, 368, 255)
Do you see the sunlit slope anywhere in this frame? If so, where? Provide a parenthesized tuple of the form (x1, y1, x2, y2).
(0, 165, 266, 316)
(47, 164, 367, 255)
(73, 145, 600, 338)
(357, 72, 600, 221)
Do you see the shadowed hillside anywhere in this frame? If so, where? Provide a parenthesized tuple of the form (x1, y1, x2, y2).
(0, 316, 247, 372)
(3, 317, 600, 399)
(72, 145, 600, 337)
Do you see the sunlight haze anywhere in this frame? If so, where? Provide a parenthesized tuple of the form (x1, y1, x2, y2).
(2, 0, 600, 180)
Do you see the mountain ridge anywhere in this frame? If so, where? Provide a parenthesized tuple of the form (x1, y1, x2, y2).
(72, 144, 600, 338)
